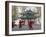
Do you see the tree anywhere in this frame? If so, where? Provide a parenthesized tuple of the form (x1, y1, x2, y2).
(20, 9, 38, 19)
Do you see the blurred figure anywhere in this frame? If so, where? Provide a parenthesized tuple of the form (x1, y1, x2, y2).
(28, 19, 34, 30)
(12, 21, 17, 28)
(19, 19, 25, 28)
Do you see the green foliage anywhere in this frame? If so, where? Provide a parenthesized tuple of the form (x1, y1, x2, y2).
(12, 6, 17, 20)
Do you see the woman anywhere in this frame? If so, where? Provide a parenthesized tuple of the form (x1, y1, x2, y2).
(28, 19, 34, 30)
